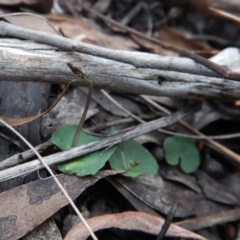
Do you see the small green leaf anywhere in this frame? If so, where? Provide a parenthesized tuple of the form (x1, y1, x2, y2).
(163, 136, 200, 173)
(58, 146, 117, 177)
(51, 125, 117, 176)
(51, 125, 99, 151)
(109, 140, 158, 177)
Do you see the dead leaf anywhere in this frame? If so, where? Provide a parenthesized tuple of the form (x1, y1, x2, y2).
(160, 166, 202, 193)
(117, 172, 232, 217)
(165, 177, 232, 217)
(3, 15, 57, 33)
(0, 80, 77, 127)
(0, 171, 116, 240)
(116, 174, 194, 217)
(64, 211, 207, 240)
(195, 171, 239, 205)
(41, 88, 98, 137)
(47, 14, 138, 50)
(219, 173, 240, 201)
(108, 178, 160, 217)
(82, 88, 143, 117)
(177, 207, 240, 231)
(154, 28, 210, 51)
(129, 33, 157, 53)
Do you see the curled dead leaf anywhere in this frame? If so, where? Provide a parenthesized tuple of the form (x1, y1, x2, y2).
(64, 211, 206, 240)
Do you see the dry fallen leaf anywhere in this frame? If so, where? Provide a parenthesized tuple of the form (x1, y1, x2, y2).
(3, 15, 57, 33)
(0, 171, 116, 240)
(154, 28, 210, 52)
(195, 170, 238, 205)
(64, 211, 207, 240)
(0, 80, 75, 126)
(116, 174, 194, 217)
(47, 14, 138, 50)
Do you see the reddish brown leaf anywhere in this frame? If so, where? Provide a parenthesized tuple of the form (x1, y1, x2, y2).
(64, 211, 207, 240)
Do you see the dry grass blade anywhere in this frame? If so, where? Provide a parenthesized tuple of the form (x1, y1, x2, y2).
(0, 80, 79, 126)
(209, 7, 240, 25)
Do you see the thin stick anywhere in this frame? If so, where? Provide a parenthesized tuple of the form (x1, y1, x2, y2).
(156, 203, 179, 240)
(0, 118, 98, 240)
(72, 85, 92, 148)
(67, 63, 93, 148)
(209, 7, 240, 25)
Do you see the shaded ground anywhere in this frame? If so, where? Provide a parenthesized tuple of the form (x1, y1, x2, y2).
(1, 0, 240, 239)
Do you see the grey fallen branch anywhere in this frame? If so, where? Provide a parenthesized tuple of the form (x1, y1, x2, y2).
(0, 141, 52, 170)
(0, 21, 217, 77)
(0, 106, 196, 182)
(0, 39, 240, 99)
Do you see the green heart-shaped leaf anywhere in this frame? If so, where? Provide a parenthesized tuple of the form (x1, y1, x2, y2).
(163, 136, 200, 173)
(51, 125, 99, 151)
(109, 140, 158, 177)
(58, 146, 117, 176)
(51, 125, 117, 176)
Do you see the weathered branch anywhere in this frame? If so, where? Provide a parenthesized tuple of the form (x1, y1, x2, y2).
(0, 21, 219, 77)
(0, 39, 240, 99)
